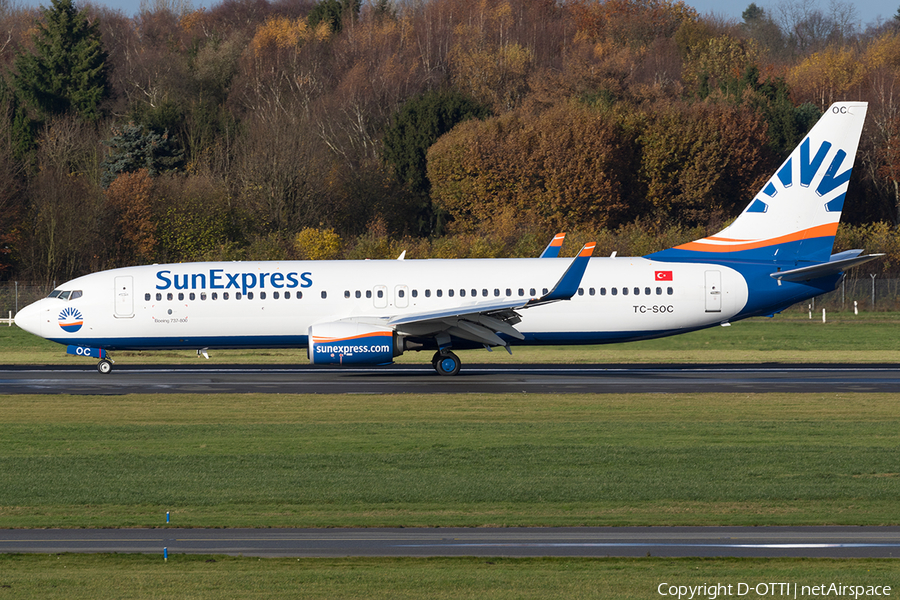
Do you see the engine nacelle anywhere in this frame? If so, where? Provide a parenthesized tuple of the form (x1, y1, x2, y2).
(308, 321, 399, 365)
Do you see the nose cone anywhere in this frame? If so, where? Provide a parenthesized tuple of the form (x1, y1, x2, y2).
(14, 300, 45, 338)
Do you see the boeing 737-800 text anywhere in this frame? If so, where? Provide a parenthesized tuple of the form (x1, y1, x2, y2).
(15, 102, 881, 375)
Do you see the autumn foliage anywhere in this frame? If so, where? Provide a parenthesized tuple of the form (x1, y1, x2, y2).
(1, 0, 900, 282)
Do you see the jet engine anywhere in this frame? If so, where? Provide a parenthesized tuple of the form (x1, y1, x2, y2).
(308, 321, 400, 365)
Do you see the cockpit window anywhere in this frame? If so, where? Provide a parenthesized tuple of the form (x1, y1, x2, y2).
(47, 289, 82, 300)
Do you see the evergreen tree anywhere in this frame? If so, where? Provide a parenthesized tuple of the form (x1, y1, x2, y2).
(13, 0, 109, 122)
(308, 0, 361, 34)
(382, 89, 490, 236)
(101, 123, 185, 188)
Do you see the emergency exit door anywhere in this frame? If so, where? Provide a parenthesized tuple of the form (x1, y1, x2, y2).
(705, 270, 722, 313)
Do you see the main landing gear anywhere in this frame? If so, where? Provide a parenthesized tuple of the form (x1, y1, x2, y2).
(431, 351, 461, 376)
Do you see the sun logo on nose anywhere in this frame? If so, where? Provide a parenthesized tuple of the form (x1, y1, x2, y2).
(58, 307, 84, 333)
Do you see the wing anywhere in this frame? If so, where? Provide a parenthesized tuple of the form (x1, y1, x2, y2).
(354, 243, 596, 349)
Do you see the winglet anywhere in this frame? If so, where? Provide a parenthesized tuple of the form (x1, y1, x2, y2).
(539, 233, 566, 258)
(532, 242, 595, 304)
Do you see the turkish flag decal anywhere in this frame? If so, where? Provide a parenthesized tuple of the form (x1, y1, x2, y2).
(655, 271, 673, 281)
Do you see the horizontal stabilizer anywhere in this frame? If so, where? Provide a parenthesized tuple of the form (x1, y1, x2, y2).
(771, 253, 884, 282)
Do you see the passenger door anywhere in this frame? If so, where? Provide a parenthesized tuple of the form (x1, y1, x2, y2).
(114, 276, 134, 318)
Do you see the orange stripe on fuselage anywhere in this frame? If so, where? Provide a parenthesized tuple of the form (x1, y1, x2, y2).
(674, 223, 838, 253)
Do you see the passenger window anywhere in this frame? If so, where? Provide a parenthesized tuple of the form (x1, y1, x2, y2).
(212, 293, 218, 300)
(201, 292, 207, 301)
(425, 290, 431, 298)
(437, 289, 443, 297)
(505, 289, 511, 296)
(355, 290, 361, 299)
(296, 291, 303, 299)
(248, 292, 254, 299)
(223, 292, 229, 300)
(622, 288, 628, 296)
(190, 292, 196, 301)
(482, 289, 488, 297)
(634, 287, 640, 295)
(518, 288, 524, 297)
(273, 291, 279, 299)
(577, 288, 584, 296)
(600, 288, 606, 296)
(284, 291, 290, 299)
(530, 288, 536, 297)
(542, 288, 548, 295)
(447, 289, 453, 297)
(611, 288, 617, 296)
(178, 293, 184, 301)
(377, 290, 384, 298)
(667, 287, 674, 295)
(645, 287, 651, 295)
(156, 293, 162, 301)
(589, 288, 595, 296)
(321, 291, 327, 299)
(471, 289, 477, 297)
(167, 293, 173, 301)
(236, 292, 242, 300)
(259, 292, 266, 300)
(412, 290, 418, 298)
(460, 289, 466, 297)
(145, 293, 151, 301)
(366, 290, 372, 299)
(494, 289, 500, 297)
(399, 289, 406, 298)
(344, 291, 350, 298)
(656, 287, 662, 295)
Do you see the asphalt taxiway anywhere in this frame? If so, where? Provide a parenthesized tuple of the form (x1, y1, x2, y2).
(0, 527, 898, 558)
(1, 363, 899, 394)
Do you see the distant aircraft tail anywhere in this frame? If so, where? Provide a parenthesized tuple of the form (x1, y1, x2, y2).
(649, 102, 868, 264)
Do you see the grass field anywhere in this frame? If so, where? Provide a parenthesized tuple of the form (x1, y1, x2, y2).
(2, 312, 900, 366)
(1, 392, 898, 528)
(0, 555, 896, 600)
(2, 317, 898, 598)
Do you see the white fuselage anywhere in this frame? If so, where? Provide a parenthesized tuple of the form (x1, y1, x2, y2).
(17, 257, 748, 351)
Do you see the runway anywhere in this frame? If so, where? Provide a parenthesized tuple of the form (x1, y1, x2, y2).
(1, 363, 899, 394)
(1, 527, 898, 558)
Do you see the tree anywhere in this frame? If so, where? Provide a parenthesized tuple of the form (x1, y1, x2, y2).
(382, 88, 489, 234)
(105, 169, 156, 265)
(637, 102, 773, 227)
(101, 123, 184, 187)
(13, 0, 109, 122)
(428, 102, 640, 233)
(308, 0, 361, 34)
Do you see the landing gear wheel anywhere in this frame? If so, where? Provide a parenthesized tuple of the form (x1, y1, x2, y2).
(433, 351, 461, 376)
(97, 360, 113, 374)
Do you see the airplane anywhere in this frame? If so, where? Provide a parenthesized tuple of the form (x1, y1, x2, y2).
(14, 101, 881, 376)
